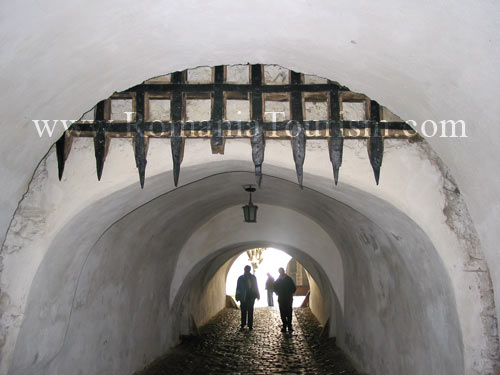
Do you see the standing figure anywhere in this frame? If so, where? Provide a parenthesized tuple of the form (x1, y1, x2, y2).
(274, 267, 296, 332)
(265, 273, 275, 307)
(235, 265, 260, 330)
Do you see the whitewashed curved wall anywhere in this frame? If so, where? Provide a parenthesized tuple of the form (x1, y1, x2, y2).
(0, 5, 499, 326)
(1, 3, 499, 372)
(0, 132, 495, 374)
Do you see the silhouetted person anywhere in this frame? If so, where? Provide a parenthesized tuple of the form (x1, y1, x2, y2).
(235, 265, 260, 330)
(265, 273, 275, 307)
(274, 267, 296, 332)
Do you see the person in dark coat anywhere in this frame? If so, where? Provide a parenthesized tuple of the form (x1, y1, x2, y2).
(235, 265, 260, 330)
(273, 267, 296, 332)
(265, 273, 275, 307)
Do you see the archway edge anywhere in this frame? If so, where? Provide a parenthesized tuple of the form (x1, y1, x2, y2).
(170, 239, 342, 335)
(169, 204, 345, 312)
(1, 146, 489, 374)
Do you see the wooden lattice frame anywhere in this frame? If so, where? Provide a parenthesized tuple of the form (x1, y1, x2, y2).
(56, 64, 415, 188)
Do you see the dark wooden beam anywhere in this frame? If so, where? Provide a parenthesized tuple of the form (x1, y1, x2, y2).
(127, 82, 348, 95)
(211, 65, 225, 154)
(291, 72, 305, 187)
(250, 64, 265, 186)
(70, 120, 413, 134)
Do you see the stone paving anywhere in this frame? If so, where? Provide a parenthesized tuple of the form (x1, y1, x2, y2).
(135, 307, 361, 375)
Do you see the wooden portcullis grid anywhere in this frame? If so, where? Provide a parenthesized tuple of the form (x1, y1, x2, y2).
(56, 64, 415, 188)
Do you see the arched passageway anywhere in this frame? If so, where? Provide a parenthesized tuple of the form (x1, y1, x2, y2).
(0, 65, 497, 375)
(1, 2, 500, 373)
(175, 242, 341, 339)
(3, 163, 476, 375)
(153, 246, 350, 374)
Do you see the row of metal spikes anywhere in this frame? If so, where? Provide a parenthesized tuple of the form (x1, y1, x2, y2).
(56, 122, 383, 189)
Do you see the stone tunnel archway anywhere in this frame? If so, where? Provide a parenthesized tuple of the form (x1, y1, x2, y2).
(0, 65, 497, 375)
(171, 240, 344, 342)
(3, 158, 477, 375)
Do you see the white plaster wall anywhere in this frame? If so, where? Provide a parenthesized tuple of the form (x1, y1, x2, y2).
(308, 272, 330, 328)
(0, 133, 495, 374)
(186, 257, 230, 329)
(0, 2, 499, 330)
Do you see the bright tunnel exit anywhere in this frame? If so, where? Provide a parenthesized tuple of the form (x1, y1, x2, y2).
(226, 248, 307, 307)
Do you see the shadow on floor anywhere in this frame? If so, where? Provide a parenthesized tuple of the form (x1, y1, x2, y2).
(134, 307, 361, 375)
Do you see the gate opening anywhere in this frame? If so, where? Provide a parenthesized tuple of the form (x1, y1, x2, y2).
(226, 247, 308, 307)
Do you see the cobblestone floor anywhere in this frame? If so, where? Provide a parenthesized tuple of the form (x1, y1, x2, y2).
(135, 307, 361, 375)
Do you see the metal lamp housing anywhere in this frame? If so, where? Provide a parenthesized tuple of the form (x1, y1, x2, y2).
(243, 202, 258, 223)
(243, 185, 258, 223)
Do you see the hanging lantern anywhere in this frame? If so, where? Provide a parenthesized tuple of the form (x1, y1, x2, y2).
(242, 185, 258, 223)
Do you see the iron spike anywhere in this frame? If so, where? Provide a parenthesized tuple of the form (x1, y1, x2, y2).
(171, 123, 184, 187)
(134, 127, 148, 189)
(369, 101, 383, 185)
(94, 123, 107, 181)
(329, 123, 344, 186)
(56, 133, 67, 181)
(292, 121, 306, 188)
(251, 122, 265, 187)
